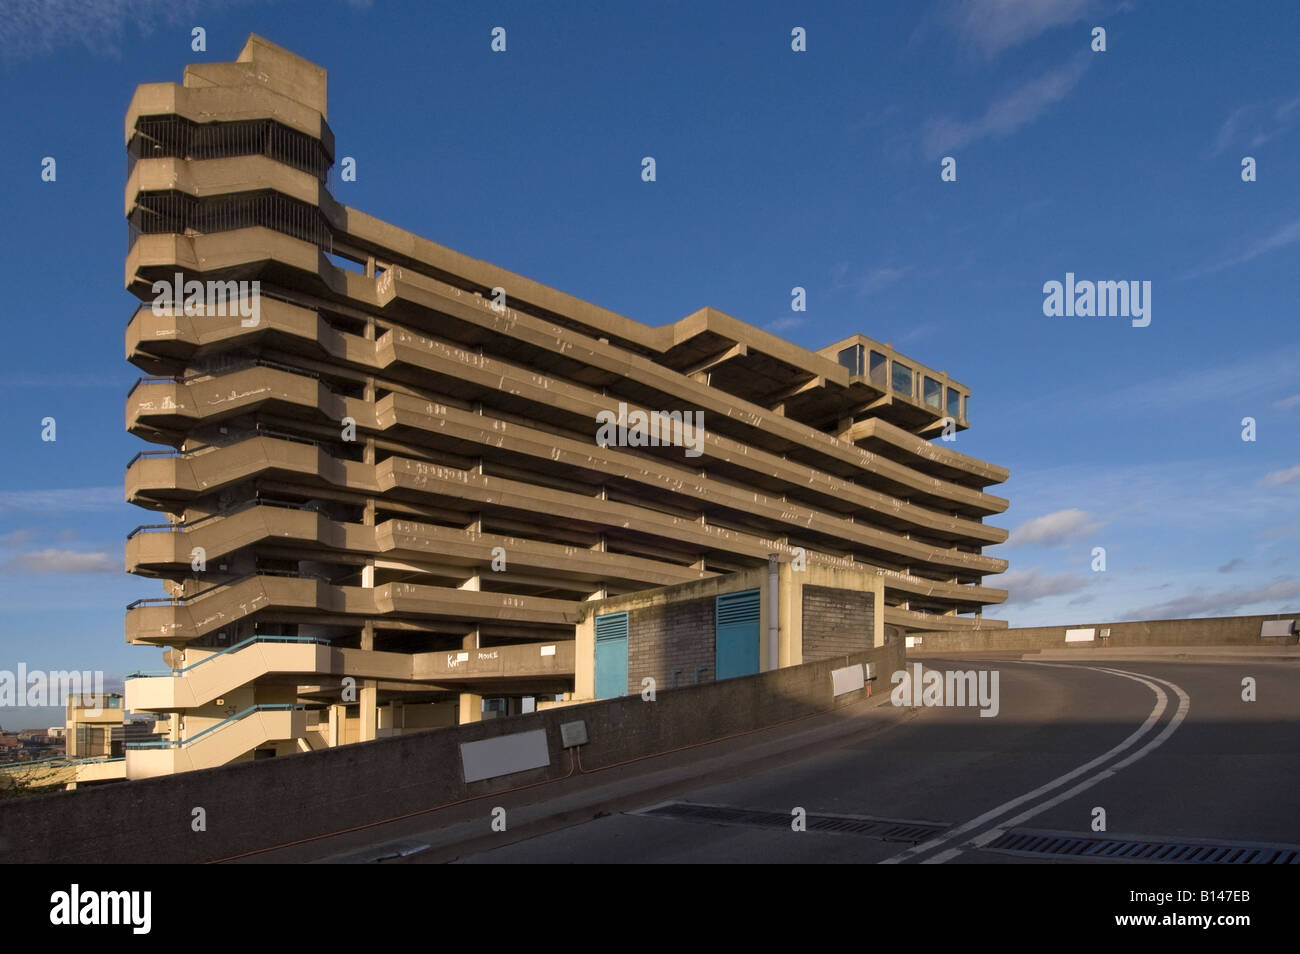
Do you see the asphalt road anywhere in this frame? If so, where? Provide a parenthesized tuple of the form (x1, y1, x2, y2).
(452, 657, 1300, 863)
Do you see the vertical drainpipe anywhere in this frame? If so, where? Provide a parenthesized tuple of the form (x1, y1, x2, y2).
(767, 553, 780, 671)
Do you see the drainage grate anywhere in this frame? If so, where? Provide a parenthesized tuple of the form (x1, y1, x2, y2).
(636, 802, 948, 843)
(984, 828, 1300, 864)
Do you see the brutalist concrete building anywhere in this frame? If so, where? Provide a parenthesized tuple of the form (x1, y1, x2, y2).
(121, 36, 1008, 777)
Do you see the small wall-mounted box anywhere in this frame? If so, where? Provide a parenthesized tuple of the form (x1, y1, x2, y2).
(560, 720, 588, 748)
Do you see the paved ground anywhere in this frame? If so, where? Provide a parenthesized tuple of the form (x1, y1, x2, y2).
(445, 656, 1300, 864)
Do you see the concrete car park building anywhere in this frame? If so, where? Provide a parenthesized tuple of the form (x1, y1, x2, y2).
(121, 36, 1009, 778)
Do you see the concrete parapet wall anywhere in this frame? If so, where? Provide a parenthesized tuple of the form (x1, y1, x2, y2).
(0, 641, 902, 864)
(911, 612, 1299, 653)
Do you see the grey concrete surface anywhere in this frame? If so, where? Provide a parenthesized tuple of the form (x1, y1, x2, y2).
(449, 657, 1300, 863)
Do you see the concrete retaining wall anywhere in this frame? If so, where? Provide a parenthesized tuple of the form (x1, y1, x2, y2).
(911, 612, 1298, 653)
(0, 641, 902, 864)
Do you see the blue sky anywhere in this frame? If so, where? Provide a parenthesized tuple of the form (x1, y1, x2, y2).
(0, 0, 1297, 726)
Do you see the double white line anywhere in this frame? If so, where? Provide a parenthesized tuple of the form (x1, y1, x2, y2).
(880, 662, 1191, 865)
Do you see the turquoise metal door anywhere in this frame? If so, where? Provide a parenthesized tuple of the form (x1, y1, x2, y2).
(594, 611, 629, 698)
(715, 589, 760, 680)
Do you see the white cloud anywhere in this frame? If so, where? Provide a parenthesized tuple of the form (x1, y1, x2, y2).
(1195, 218, 1300, 276)
(2, 549, 119, 574)
(921, 55, 1091, 158)
(832, 264, 910, 299)
(1124, 577, 1300, 620)
(0, 0, 220, 62)
(941, 0, 1101, 59)
(1210, 91, 1300, 157)
(989, 567, 1093, 606)
(1261, 464, 1300, 488)
(0, 487, 120, 513)
(1092, 346, 1300, 414)
(764, 316, 806, 334)
(1007, 508, 1103, 547)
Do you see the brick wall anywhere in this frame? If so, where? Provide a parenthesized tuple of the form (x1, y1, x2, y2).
(627, 596, 716, 693)
(802, 584, 874, 660)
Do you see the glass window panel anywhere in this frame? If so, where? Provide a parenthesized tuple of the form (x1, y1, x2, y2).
(923, 376, 942, 409)
(837, 345, 863, 376)
(869, 351, 887, 386)
(891, 361, 913, 395)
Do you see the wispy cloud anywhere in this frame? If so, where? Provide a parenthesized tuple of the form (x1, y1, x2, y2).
(0, 0, 222, 62)
(1124, 577, 1300, 620)
(0, 372, 127, 389)
(832, 264, 910, 298)
(1276, 394, 1300, 411)
(1217, 557, 1245, 573)
(1188, 218, 1300, 278)
(1, 549, 118, 574)
(764, 316, 805, 335)
(0, 487, 120, 513)
(1210, 91, 1300, 157)
(0, 529, 34, 548)
(1091, 345, 1300, 414)
(1261, 464, 1300, 488)
(921, 54, 1091, 158)
(991, 567, 1093, 606)
(1006, 508, 1103, 547)
(940, 0, 1102, 59)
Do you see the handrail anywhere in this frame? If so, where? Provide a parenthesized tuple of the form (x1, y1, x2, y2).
(125, 449, 180, 468)
(0, 755, 65, 771)
(125, 635, 331, 679)
(125, 497, 319, 539)
(125, 704, 308, 750)
(126, 375, 180, 398)
(125, 568, 307, 610)
(125, 522, 174, 539)
(253, 423, 322, 447)
(127, 430, 321, 475)
(0, 755, 128, 773)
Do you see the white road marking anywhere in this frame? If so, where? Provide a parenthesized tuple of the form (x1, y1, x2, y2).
(881, 662, 1189, 864)
(953, 670, 1191, 859)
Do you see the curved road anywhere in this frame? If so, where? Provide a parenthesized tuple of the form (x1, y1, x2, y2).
(453, 657, 1300, 863)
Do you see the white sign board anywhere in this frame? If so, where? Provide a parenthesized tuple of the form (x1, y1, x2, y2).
(831, 664, 866, 696)
(1260, 619, 1295, 638)
(1065, 628, 1096, 642)
(460, 729, 550, 783)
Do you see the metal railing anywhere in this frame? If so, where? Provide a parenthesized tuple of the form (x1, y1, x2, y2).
(125, 704, 311, 750)
(126, 497, 318, 540)
(128, 115, 332, 183)
(127, 635, 331, 679)
(125, 568, 305, 610)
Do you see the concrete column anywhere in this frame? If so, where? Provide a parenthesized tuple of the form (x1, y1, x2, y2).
(360, 621, 377, 742)
(360, 684, 378, 741)
(458, 627, 481, 723)
(458, 693, 483, 724)
(328, 704, 344, 746)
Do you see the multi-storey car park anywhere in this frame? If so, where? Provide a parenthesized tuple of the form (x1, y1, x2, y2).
(120, 36, 1009, 778)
